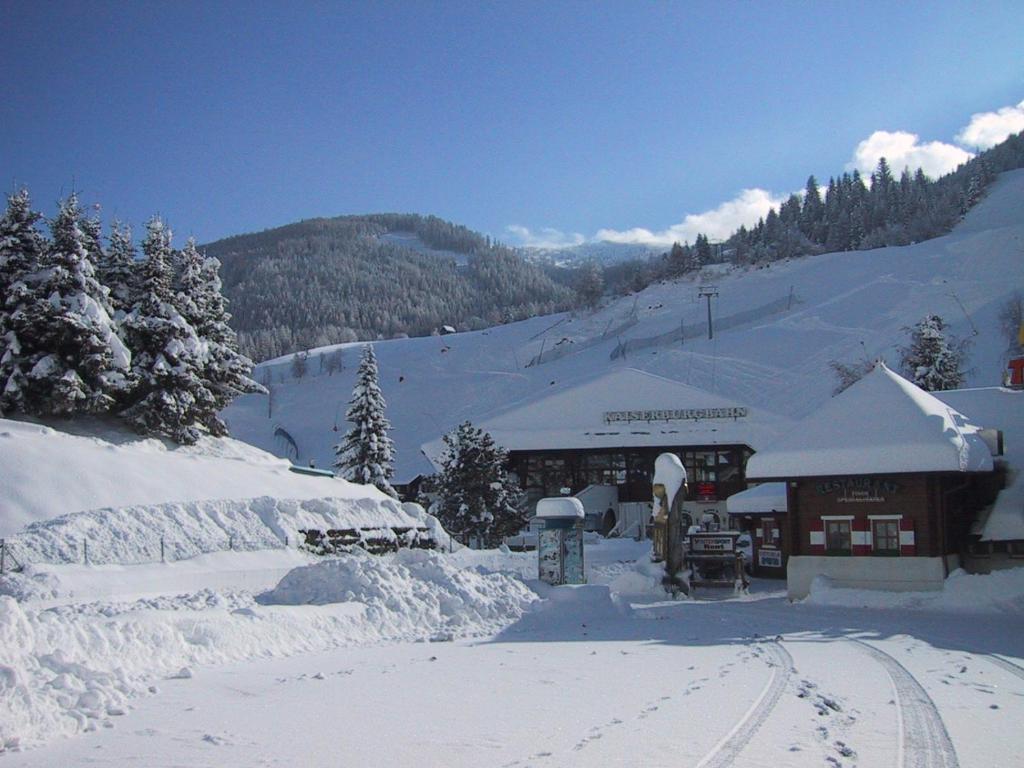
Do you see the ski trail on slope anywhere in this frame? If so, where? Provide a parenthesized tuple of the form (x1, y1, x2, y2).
(692, 641, 793, 768)
(985, 654, 1024, 684)
(851, 640, 959, 768)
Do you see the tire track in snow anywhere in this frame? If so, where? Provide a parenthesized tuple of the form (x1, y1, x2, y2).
(692, 641, 793, 768)
(851, 640, 959, 768)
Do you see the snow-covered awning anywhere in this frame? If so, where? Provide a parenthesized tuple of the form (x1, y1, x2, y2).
(726, 483, 788, 515)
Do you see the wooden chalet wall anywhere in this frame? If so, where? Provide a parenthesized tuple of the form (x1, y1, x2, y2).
(787, 472, 995, 559)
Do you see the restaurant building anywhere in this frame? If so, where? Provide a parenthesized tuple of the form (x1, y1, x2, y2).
(745, 363, 1003, 599)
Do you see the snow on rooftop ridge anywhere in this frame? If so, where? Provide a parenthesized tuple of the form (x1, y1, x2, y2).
(483, 367, 757, 431)
(746, 362, 994, 479)
(418, 368, 790, 462)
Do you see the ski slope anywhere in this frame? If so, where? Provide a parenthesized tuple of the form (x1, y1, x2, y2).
(223, 169, 1024, 481)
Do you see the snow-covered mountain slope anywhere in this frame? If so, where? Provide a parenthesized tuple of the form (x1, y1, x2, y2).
(0, 417, 400, 538)
(223, 169, 1024, 481)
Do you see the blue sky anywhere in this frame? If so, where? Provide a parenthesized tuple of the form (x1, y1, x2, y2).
(1, 1, 1022, 248)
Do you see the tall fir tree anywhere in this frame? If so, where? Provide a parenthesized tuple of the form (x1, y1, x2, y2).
(1, 194, 130, 416)
(899, 314, 969, 392)
(430, 421, 525, 548)
(333, 344, 397, 497)
(98, 221, 138, 317)
(175, 237, 264, 434)
(0, 190, 48, 412)
(120, 217, 211, 443)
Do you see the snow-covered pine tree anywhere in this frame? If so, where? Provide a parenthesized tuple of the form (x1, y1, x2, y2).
(175, 237, 263, 435)
(899, 314, 969, 392)
(119, 217, 211, 443)
(431, 421, 526, 548)
(333, 344, 397, 497)
(0, 190, 48, 412)
(98, 221, 138, 317)
(1, 194, 130, 416)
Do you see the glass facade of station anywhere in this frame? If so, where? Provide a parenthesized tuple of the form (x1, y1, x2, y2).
(507, 445, 752, 510)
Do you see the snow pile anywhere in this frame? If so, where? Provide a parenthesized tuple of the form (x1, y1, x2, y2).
(805, 567, 1024, 613)
(447, 545, 536, 581)
(602, 558, 668, 596)
(9, 496, 426, 565)
(0, 416, 396, 537)
(0, 550, 317, 606)
(259, 549, 537, 639)
(0, 550, 537, 752)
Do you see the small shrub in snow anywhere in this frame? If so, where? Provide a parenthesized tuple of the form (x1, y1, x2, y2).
(898, 314, 970, 392)
(429, 421, 526, 548)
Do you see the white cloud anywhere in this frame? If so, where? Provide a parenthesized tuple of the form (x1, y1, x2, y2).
(847, 130, 973, 179)
(505, 224, 586, 250)
(956, 99, 1024, 149)
(595, 188, 787, 247)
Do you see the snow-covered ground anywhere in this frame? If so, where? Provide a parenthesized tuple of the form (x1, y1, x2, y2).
(224, 169, 1024, 482)
(4, 539, 1023, 766)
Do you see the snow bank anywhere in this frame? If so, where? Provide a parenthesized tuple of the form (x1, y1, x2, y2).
(0, 550, 537, 752)
(259, 549, 537, 638)
(9, 496, 425, 565)
(805, 567, 1024, 613)
(0, 416, 395, 537)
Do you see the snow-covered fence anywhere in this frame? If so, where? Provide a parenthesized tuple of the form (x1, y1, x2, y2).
(0, 539, 25, 574)
(527, 314, 638, 367)
(610, 292, 797, 360)
(8, 496, 435, 566)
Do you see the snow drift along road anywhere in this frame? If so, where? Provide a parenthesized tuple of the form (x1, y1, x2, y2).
(0, 549, 537, 753)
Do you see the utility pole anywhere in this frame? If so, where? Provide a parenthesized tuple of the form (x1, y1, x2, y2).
(698, 285, 719, 340)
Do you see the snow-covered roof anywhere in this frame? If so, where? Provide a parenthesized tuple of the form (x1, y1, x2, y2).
(746, 363, 994, 480)
(726, 483, 788, 515)
(422, 368, 789, 465)
(934, 387, 1024, 541)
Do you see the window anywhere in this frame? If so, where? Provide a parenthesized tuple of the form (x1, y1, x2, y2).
(762, 518, 778, 546)
(872, 519, 900, 556)
(825, 520, 851, 555)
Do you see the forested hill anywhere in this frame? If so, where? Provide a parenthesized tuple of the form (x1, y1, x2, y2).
(203, 214, 577, 361)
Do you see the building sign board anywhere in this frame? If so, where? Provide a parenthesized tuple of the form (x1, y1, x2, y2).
(815, 477, 901, 503)
(604, 407, 748, 424)
(689, 534, 735, 554)
(758, 548, 782, 568)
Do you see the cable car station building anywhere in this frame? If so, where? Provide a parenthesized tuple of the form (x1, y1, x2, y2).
(453, 369, 790, 535)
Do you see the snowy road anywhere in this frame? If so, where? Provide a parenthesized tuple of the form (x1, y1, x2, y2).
(7, 588, 1023, 768)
